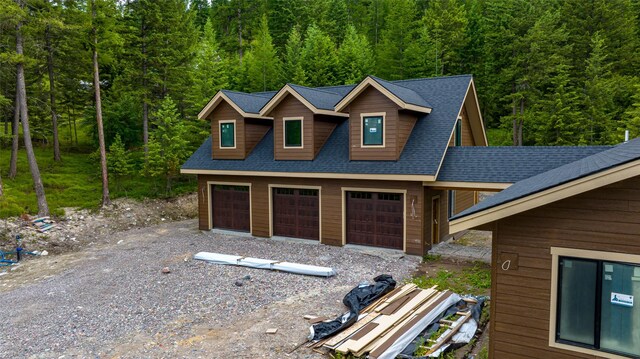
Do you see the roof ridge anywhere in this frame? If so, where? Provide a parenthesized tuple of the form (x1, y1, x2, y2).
(288, 83, 342, 96)
(222, 89, 272, 98)
(391, 74, 473, 84)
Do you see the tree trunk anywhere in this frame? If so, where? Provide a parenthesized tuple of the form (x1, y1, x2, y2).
(16, 12, 49, 216)
(9, 83, 19, 179)
(45, 24, 61, 162)
(237, 7, 243, 63)
(92, 0, 111, 207)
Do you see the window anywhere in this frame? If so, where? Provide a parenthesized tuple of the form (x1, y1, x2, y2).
(362, 115, 384, 146)
(219, 121, 235, 148)
(284, 118, 302, 148)
(455, 118, 462, 146)
(555, 255, 640, 357)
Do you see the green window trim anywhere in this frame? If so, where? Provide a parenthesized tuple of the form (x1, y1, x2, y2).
(362, 115, 384, 146)
(220, 121, 235, 148)
(284, 118, 303, 148)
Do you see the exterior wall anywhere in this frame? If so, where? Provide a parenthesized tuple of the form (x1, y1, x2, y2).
(272, 94, 315, 160)
(490, 176, 640, 358)
(454, 190, 476, 215)
(397, 111, 418, 158)
(347, 86, 402, 161)
(197, 174, 430, 255)
(313, 115, 340, 156)
(244, 119, 271, 156)
(448, 106, 475, 147)
(210, 101, 245, 159)
(423, 188, 450, 250)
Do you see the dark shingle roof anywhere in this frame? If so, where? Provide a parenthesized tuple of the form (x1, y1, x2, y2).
(451, 139, 640, 220)
(438, 146, 612, 183)
(370, 76, 432, 109)
(221, 90, 275, 114)
(288, 84, 350, 110)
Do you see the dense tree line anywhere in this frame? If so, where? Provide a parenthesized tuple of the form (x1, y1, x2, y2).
(0, 0, 640, 212)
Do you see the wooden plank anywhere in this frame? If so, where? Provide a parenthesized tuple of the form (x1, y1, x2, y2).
(323, 312, 379, 348)
(348, 322, 379, 341)
(379, 289, 418, 315)
(360, 286, 402, 314)
(336, 288, 437, 354)
(375, 284, 418, 312)
(425, 312, 471, 355)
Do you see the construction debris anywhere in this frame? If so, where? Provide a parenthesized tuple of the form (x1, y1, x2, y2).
(31, 217, 56, 233)
(193, 252, 337, 277)
(266, 328, 278, 334)
(307, 279, 484, 359)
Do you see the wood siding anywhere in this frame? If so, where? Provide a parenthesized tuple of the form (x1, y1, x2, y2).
(448, 106, 475, 147)
(272, 94, 315, 160)
(490, 176, 640, 358)
(244, 119, 271, 156)
(397, 111, 418, 157)
(313, 115, 340, 156)
(210, 101, 245, 159)
(197, 174, 432, 255)
(454, 190, 475, 215)
(423, 188, 449, 249)
(347, 86, 401, 161)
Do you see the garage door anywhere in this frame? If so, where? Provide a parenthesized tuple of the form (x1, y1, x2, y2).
(273, 188, 319, 240)
(211, 185, 250, 231)
(347, 191, 403, 250)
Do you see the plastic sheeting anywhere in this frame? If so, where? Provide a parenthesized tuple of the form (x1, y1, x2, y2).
(193, 252, 337, 277)
(308, 274, 397, 341)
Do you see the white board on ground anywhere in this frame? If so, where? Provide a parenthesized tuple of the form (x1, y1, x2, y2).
(193, 252, 337, 277)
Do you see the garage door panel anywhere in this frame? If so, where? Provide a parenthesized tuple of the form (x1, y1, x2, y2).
(347, 191, 403, 250)
(273, 188, 319, 240)
(212, 185, 250, 232)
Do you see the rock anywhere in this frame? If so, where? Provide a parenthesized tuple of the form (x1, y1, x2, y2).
(243, 275, 251, 281)
(117, 240, 124, 245)
(234, 280, 243, 287)
(161, 267, 171, 274)
(41, 250, 49, 256)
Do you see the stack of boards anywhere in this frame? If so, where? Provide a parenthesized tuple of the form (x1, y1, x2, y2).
(308, 283, 467, 359)
(31, 217, 55, 233)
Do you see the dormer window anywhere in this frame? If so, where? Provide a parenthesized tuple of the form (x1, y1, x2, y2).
(220, 120, 236, 148)
(362, 113, 385, 147)
(455, 117, 462, 146)
(284, 117, 303, 148)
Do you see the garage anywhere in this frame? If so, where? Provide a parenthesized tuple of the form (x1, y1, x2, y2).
(211, 185, 250, 231)
(272, 188, 320, 240)
(346, 191, 404, 250)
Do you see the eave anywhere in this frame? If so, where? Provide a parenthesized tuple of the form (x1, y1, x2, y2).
(181, 168, 435, 182)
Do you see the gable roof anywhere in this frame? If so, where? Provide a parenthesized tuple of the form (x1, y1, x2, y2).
(334, 76, 433, 113)
(437, 146, 612, 184)
(449, 138, 640, 232)
(198, 90, 275, 120)
(260, 84, 351, 117)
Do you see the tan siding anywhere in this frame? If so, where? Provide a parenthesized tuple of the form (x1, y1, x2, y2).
(197, 176, 209, 230)
(491, 176, 640, 358)
(460, 106, 474, 146)
(210, 101, 245, 159)
(273, 95, 315, 160)
(196, 175, 426, 255)
(313, 116, 339, 156)
(423, 188, 449, 248)
(244, 119, 271, 156)
(397, 111, 418, 157)
(348, 86, 400, 161)
(454, 190, 475, 215)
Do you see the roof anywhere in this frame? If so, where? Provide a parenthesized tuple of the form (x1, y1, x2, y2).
(438, 146, 612, 183)
(370, 76, 432, 109)
(220, 90, 274, 114)
(183, 75, 474, 178)
(287, 84, 352, 111)
(451, 138, 640, 222)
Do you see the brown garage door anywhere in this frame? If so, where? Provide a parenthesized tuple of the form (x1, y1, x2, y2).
(211, 185, 250, 231)
(347, 192, 403, 250)
(273, 188, 319, 240)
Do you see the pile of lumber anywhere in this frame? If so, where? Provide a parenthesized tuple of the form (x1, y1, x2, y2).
(31, 217, 55, 233)
(309, 284, 466, 359)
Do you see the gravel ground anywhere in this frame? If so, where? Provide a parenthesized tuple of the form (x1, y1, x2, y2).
(0, 219, 419, 358)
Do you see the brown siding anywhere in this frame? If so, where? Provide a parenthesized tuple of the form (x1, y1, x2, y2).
(448, 106, 475, 147)
(423, 188, 449, 249)
(313, 115, 340, 156)
(272, 94, 315, 160)
(197, 175, 428, 255)
(244, 119, 271, 156)
(347, 86, 401, 161)
(210, 101, 245, 159)
(491, 176, 640, 358)
(397, 111, 418, 157)
(454, 190, 475, 215)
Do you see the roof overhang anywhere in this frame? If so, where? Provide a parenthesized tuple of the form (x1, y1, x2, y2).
(334, 77, 432, 114)
(181, 168, 435, 182)
(427, 181, 511, 191)
(449, 158, 640, 233)
(198, 91, 272, 120)
(260, 84, 349, 117)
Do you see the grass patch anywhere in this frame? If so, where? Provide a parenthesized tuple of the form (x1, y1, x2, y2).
(0, 146, 196, 217)
(423, 253, 442, 262)
(411, 261, 491, 294)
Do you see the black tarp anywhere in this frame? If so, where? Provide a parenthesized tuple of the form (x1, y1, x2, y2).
(309, 274, 397, 341)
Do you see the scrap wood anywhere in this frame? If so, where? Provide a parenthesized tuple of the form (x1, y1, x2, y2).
(375, 283, 417, 312)
(266, 328, 278, 334)
(360, 286, 402, 314)
(425, 311, 472, 355)
(322, 312, 379, 348)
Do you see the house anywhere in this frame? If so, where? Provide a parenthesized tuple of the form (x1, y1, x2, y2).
(181, 74, 609, 256)
(450, 138, 640, 358)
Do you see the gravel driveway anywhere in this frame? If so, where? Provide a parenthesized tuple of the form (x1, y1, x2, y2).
(0, 220, 419, 358)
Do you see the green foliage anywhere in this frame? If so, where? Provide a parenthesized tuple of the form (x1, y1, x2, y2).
(411, 262, 491, 294)
(193, 19, 229, 109)
(107, 134, 132, 184)
(144, 97, 190, 194)
(621, 85, 640, 139)
(375, 0, 418, 80)
(338, 25, 374, 84)
(283, 26, 307, 85)
(423, 253, 442, 262)
(302, 24, 339, 87)
(242, 15, 282, 92)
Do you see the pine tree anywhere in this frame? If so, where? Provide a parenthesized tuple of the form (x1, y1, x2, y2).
(267, 0, 300, 50)
(193, 19, 229, 108)
(620, 85, 640, 139)
(375, 0, 417, 80)
(283, 26, 306, 85)
(107, 133, 132, 189)
(302, 24, 339, 87)
(338, 25, 374, 84)
(583, 32, 616, 144)
(242, 15, 281, 92)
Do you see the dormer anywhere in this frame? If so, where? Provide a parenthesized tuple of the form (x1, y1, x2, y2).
(335, 76, 432, 161)
(448, 79, 488, 147)
(198, 90, 273, 160)
(260, 84, 348, 160)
